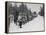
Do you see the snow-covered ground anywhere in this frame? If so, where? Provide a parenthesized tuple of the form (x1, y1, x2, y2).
(9, 15, 44, 32)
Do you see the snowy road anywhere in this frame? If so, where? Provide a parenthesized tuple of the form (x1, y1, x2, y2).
(9, 15, 44, 32)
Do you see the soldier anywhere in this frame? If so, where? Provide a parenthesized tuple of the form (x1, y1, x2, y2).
(17, 15, 22, 28)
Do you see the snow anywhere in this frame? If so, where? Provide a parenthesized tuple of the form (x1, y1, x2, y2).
(9, 15, 44, 32)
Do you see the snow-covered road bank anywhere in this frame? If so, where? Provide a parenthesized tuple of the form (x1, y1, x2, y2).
(9, 15, 44, 32)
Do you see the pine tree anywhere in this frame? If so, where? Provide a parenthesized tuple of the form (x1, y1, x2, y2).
(39, 7, 44, 16)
